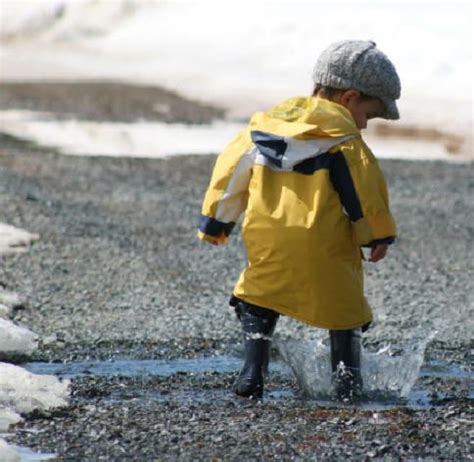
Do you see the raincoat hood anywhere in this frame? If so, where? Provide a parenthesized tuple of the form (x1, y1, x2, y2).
(253, 95, 360, 138)
(249, 97, 359, 170)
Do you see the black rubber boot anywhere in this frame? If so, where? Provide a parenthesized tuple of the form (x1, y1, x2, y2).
(329, 328, 363, 401)
(233, 302, 279, 398)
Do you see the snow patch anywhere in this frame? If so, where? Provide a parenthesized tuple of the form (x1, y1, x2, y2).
(0, 109, 469, 162)
(0, 1, 472, 161)
(0, 305, 11, 319)
(0, 363, 69, 414)
(0, 0, 471, 134)
(0, 408, 22, 432)
(0, 438, 20, 462)
(0, 224, 39, 256)
(0, 110, 246, 158)
(0, 319, 37, 355)
(0, 291, 25, 311)
(0, 224, 66, 459)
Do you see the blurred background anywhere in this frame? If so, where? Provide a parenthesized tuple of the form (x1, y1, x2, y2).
(0, 0, 472, 160)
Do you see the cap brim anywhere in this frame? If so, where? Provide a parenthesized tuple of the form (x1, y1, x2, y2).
(381, 99, 400, 120)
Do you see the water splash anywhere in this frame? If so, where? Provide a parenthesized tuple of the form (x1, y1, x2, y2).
(276, 331, 437, 400)
(276, 337, 332, 398)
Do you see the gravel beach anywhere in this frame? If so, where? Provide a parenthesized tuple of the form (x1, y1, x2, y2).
(0, 83, 472, 460)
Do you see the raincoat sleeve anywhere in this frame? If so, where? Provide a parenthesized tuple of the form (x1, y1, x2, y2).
(198, 129, 254, 245)
(330, 139, 397, 247)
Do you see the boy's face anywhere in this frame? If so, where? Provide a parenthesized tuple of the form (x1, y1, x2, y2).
(337, 90, 385, 130)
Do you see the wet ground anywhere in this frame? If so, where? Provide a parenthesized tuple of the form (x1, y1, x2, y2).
(0, 82, 472, 460)
(23, 353, 472, 408)
(10, 351, 474, 461)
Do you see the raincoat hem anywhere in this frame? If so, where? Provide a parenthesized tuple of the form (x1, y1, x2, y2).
(232, 294, 373, 331)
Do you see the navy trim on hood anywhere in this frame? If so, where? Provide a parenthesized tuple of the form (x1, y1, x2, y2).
(293, 153, 332, 175)
(251, 131, 287, 168)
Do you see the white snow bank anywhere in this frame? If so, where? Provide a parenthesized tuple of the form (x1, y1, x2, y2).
(0, 0, 64, 41)
(0, 438, 20, 462)
(0, 224, 39, 256)
(0, 422, 56, 462)
(0, 110, 469, 162)
(0, 407, 22, 432)
(0, 319, 37, 356)
(0, 225, 62, 460)
(0, 289, 25, 319)
(0, 0, 135, 41)
(0, 291, 24, 309)
(0, 305, 11, 319)
(0, 1, 472, 162)
(0, 110, 245, 158)
(0, 0, 471, 137)
(0, 363, 69, 414)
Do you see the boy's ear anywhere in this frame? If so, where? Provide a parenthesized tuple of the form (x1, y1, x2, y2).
(339, 89, 361, 106)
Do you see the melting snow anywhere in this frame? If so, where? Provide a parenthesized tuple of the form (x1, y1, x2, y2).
(0, 224, 68, 460)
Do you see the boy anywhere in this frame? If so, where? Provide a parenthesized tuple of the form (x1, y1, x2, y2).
(198, 40, 400, 400)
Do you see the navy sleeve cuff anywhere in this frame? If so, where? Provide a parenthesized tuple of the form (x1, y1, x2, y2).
(362, 237, 395, 248)
(198, 215, 235, 237)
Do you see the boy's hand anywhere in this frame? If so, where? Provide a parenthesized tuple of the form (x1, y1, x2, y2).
(369, 243, 388, 262)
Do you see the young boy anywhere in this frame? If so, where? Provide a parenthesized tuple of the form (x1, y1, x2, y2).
(198, 40, 400, 400)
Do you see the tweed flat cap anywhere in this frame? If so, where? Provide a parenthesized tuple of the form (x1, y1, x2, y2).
(313, 40, 401, 120)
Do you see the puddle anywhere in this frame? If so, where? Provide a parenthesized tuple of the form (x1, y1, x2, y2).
(12, 445, 56, 461)
(23, 355, 291, 379)
(419, 359, 471, 379)
(23, 354, 472, 410)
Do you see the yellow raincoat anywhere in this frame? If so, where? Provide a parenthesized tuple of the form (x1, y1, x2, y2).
(198, 96, 396, 330)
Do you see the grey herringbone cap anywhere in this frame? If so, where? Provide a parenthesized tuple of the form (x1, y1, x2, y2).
(312, 40, 401, 120)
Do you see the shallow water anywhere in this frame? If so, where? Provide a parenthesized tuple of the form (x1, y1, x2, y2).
(23, 355, 291, 379)
(23, 353, 471, 410)
(11, 445, 56, 461)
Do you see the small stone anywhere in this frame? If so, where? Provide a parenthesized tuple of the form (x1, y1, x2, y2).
(42, 334, 58, 346)
(0, 304, 11, 318)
